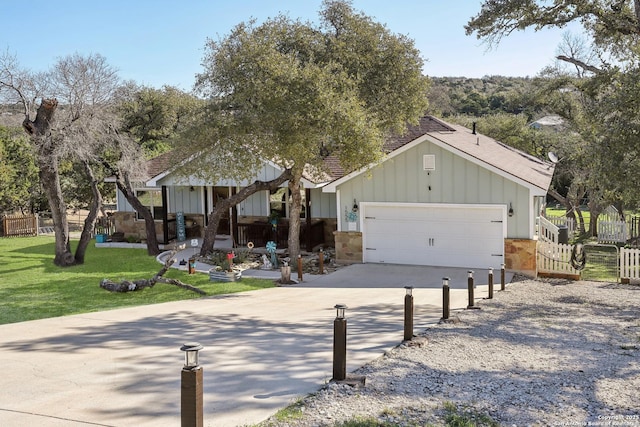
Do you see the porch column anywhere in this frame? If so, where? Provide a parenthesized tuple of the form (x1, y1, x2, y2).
(305, 188, 312, 251)
(231, 186, 238, 242)
(161, 185, 169, 244)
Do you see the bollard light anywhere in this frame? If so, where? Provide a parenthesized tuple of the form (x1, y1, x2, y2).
(467, 270, 479, 309)
(404, 286, 414, 341)
(488, 267, 494, 300)
(333, 303, 348, 381)
(180, 342, 203, 370)
(442, 277, 450, 320)
(180, 342, 204, 427)
(335, 304, 347, 319)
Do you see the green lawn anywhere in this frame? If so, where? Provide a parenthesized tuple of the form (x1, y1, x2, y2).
(0, 236, 275, 325)
(546, 207, 591, 231)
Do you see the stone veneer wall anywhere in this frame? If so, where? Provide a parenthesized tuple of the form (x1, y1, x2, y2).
(112, 212, 204, 241)
(504, 238, 537, 277)
(333, 231, 363, 263)
(333, 234, 538, 275)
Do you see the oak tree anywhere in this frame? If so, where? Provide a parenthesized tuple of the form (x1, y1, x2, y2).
(188, 0, 430, 258)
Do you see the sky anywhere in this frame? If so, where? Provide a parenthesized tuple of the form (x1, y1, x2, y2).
(1, 1, 582, 91)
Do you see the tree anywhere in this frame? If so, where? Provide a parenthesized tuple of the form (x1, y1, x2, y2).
(119, 85, 203, 158)
(0, 125, 40, 214)
(466, 0, 640, 216)
(109, 85, 204, 256)
(0, 52, 122, 265)
(188, 0, 429, 258)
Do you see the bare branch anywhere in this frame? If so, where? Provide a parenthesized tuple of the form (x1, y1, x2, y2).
(556, 55, 602, 74)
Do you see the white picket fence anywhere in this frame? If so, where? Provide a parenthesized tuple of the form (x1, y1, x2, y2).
(598, 220, 627, 244)
(537, 240, 581, 276)
(537, 216, 560, 243)
(546, 215, 576, 234)
(538, 241, 640, 281)
(620, 247, 640, 281)
(598, 205, 627, 244)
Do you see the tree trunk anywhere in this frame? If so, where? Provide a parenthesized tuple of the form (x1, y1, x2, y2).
(114, 171, 161, 256)
(100, 249, 206, 295)
(287, 169, 303, 261)
(548, 187, 585, 234)
(74, 160, 103, 264)
(24, 99, 76, 266)
(588, 201, 602, 237)
(200, 169, 293, 256)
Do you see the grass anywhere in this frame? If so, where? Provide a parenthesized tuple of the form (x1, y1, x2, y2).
(0, 236, 275, 325)
(442, 402, 499, 427)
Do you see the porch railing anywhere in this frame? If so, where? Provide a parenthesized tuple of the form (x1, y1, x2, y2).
(237, 221, 325, 251)
(537, 216, 559, 243)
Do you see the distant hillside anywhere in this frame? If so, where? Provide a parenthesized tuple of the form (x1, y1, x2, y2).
(427, 76, 542, 119)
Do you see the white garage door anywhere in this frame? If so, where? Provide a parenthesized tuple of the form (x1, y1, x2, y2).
(362, 203, 505, 268)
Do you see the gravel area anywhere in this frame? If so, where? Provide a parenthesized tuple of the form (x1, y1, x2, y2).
(260, 278, 640, 426)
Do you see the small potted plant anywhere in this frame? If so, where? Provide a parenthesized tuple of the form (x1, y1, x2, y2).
(209, 251, 242, 282)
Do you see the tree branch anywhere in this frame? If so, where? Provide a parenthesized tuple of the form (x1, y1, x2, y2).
(100, 249, 206, 295)
(556, 55, 601, 74)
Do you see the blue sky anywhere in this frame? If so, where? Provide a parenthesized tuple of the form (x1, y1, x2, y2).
(1, 1, 579, 90)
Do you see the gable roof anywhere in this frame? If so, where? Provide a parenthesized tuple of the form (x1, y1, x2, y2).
(319, 116, 456, 181)
(142, 115, 554, 193)
(323, 115, 555, 193)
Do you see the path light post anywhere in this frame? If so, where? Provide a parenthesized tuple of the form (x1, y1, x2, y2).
(442, 277, 450, 321)
(404, 286, 414, 341)
(332, 304, 348, 381)
(488, 267, 494, 299)
(467, 270, 480, 309)
(180, 343, 204, 427)
(319, 248, 325, 275)
(501, 263, 506, 291)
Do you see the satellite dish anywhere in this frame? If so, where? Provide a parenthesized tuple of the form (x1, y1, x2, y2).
(548, 152, 559, 164)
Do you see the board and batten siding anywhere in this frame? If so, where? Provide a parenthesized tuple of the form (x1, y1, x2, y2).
(336, 141, 532, 239)
(237, 187, 337, 218)
(117, 185, 202, 215)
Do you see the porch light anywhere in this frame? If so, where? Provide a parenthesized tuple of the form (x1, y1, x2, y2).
(334, 304, 347, 319)
(508, 202, 514, 217)
(404, 285, 413, 296)
(180, 342, 203, 370)
(352, 199, 359, 212)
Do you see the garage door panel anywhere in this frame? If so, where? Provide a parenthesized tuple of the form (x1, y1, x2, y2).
(362, 204, 505, 269)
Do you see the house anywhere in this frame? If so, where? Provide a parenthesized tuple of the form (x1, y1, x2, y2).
(111, 115, 554, 276)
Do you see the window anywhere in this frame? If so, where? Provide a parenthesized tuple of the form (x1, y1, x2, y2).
(269, 188, 306, 219)
(136, 189, 164, 220)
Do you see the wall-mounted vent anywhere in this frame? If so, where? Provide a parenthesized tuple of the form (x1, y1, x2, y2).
(423, 154, 435, 171)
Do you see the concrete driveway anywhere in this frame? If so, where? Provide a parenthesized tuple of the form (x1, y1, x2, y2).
(0, 264, 511, 427)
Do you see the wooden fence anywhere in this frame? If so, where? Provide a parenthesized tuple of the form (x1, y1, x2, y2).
(597, 205, 627, 244)
(537, 240, 581, 278)
(546, 215, 576, 234)
(2, 214, 38, 237)
(620, 247, 640, 282)
(537, 216, 559, 243)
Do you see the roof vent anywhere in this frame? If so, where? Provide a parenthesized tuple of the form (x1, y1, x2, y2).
(472, 122, 477, 135)
(423, 154, 435, 171)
